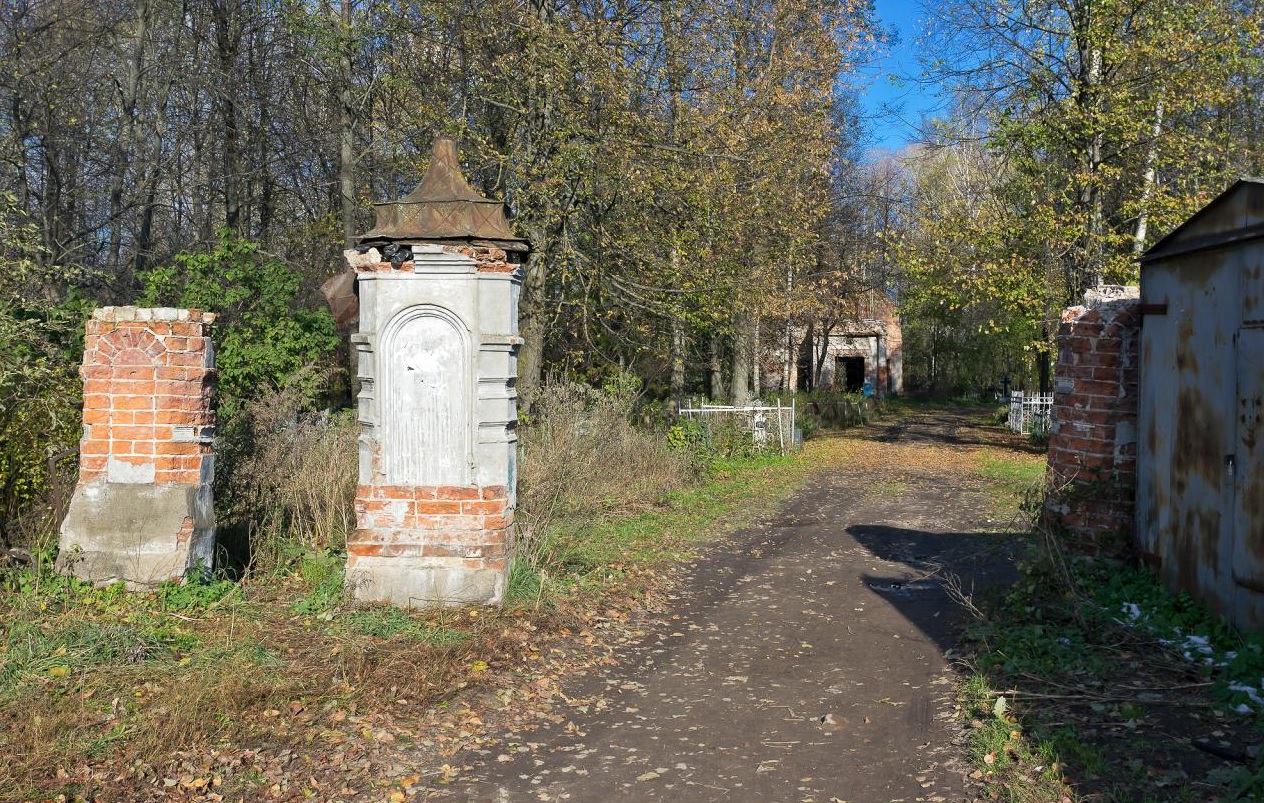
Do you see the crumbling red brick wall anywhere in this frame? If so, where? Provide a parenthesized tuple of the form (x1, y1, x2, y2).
(58, 307, 217, 585)
(351, 484, 511, 572)
(77, 308, 217, 486)
(1045, 290, 1140, 543)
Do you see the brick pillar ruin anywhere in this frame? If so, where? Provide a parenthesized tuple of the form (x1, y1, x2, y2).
(1044, 286, 1141, 544)
(344, 138, 528, 607)
(58, 307, 217, 585)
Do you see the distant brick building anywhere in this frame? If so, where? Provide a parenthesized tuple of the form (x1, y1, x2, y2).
(763, 293, 903, 395)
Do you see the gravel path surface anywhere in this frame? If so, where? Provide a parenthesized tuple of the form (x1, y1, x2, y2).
(435, 411, 1015, 802)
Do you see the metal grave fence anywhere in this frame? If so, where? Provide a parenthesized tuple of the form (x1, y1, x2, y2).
(679, 399, 797, 454)
(1007, 391, 1054, 436)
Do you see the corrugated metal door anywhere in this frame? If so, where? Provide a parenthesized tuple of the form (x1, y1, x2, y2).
(1233, 324, 1264, 628)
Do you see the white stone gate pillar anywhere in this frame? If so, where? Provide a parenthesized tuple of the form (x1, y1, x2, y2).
(344, 139, 527, 607)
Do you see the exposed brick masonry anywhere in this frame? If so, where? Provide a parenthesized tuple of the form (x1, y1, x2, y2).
(350, 484, 511, 571)
(1045, 290, 1141, 542)
(78, 307, 217, 486)
(57, 307, 217, 586)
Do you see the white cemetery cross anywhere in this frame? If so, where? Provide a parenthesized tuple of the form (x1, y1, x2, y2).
(345, 138, 528, 607)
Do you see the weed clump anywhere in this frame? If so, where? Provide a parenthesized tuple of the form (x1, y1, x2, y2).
(957, 521, 1264, 800)
(215, 374, 358, 574)
(792, 390, 875, 433)
(518, 375, 696, 528)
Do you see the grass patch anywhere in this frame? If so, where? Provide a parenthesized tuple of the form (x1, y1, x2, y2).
(0, 580, 295, 800)
(519, 377, 699, 529)
(340, 607, 469, 643)
(957, 531, 1264, 801)
(956, 673, 1076, 800)
(975, 452, 1047, 487)
(525, 449, 812, 590)
(975, 451, 1047, 518)
(0, 618, 176, 695)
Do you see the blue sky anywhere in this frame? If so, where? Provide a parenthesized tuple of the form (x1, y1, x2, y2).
(856, 0, 943, 153)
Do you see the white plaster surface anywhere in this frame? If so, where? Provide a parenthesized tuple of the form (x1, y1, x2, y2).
(107, 457, 156, 484)
(58, 481, 214, 586)
(384, 313, 469, 485)
(350, 246, 522, 606)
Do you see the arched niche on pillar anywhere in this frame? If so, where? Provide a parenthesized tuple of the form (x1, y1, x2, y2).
(380, 305, 474, 487)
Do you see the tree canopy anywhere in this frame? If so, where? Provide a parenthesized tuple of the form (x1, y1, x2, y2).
(0, 0, 886, 403)
(890, 0, 1264, 393)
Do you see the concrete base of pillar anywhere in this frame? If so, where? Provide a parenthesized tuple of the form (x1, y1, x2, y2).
(56, 482, 215, 587)
(345, 555, 505, 607)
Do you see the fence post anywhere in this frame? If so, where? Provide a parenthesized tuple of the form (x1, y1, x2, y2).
(777, 398, 785, 452)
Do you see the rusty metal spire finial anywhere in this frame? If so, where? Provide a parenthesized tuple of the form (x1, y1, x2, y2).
(359, 137, 528, 253)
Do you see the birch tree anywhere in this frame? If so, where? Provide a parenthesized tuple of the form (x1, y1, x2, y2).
(927, 0, 1264, 300)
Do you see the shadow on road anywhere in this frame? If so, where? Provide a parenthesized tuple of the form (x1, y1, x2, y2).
(848, 523, 1022, 655)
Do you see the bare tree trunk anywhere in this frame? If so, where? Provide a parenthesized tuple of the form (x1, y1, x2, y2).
(337, 0, 357, 248)
(751, 316, 761, 399)
(515, 0, 559, 403)
(929, 323, 938, 394)
(813, 321, 834, 388)
(781, 258, 793, 390)
(796, 321, 814, 392)
(1133, 93, 1165, 256)
(731, 310, 753, 405)
(7, 93, 30, 215)
(211, 0, 243, 232)
(1038, 325, 1052, 393)
(669, 319, 686, 411)
(106, 0, 150, 281)
(782, 317, 793, 391)
(133, 181, 158, 275)
(1076, 44, 1105, 295)
(517, 249, 547, 402)
(709, 335, 725, 400)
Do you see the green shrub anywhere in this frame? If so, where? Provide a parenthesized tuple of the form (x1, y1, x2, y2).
(157, 577, 237, 612)
(0, 193, 85, 553)
(138, 229, 339, 420)
(686, 414, 772, 460)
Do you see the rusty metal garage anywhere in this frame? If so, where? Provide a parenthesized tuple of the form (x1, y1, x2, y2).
(1138, 178, 1264, 631)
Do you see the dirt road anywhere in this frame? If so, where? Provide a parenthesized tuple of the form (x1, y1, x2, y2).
(432, 410, 1021, 802)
